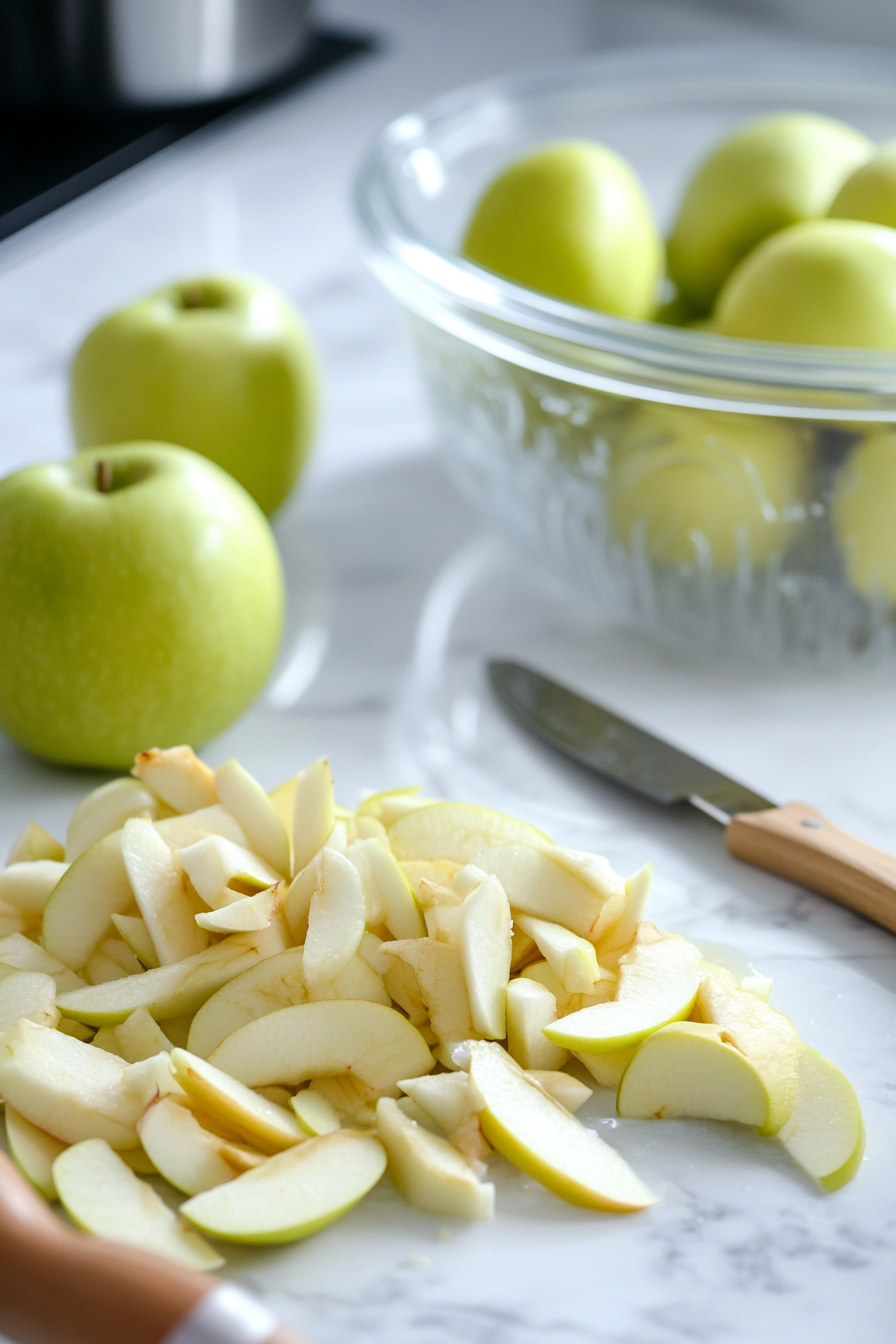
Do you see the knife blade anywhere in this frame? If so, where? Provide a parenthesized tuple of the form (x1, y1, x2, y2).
(488, 659, 896, 935)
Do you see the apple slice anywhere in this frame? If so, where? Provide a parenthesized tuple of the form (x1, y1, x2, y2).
(111, 913, 158, 969)
(347, 839, 426, 940)
(376, 1096, 494, 1220)
(169, 1048, 304, 1153)
(544, 924, 703, 1053)
(0, 861, 68, 919)
(387, 803, 550, 866)
(54, 1138, 223, 1269)
(186, 946, 306, 1059)
(85, 936, 143, 985)
(521, 958, 615, 1017)
(513, 914, 600, 994)
(506, 978, 569, 1071)
(527, 1071, 592, 1113)
(461, 875, 512, 1039)
(0, 933, 72, 979)
(56, 927, 281, 1025)
(178, 835, 281, 909)
(616, 1022, 772, 1126)
(8, 821, 64, 865)
(302, 849, 366, 993)
(594, 863, 652, 969)
(181, 1128, 386, 1244)
(0, 1020, 143, 1148)
(112, 1008, 174, 1063)
(777, 1044, 865, 1191)
(357, 786, 434, 827)
(207, 999, 434, 1094)
(155, 805, 248, 852)
(465, 1041, 654, 1212)
(381, 938, 476, 1066)
(307, 953, 390, 1006)
(121, 818, 207, 965)
(474, 844, 610, 939)
(215, 758, 290, 876)
(137, 1096, 263, 1195)
(0, 970, 59, 1032)
(398, 1072, 472, 1135)
(66, 777, 158, 862)
(291, 1088, 341, 1136)
(575, 1046, 637, 1090)
(695, 964, 798, 1135)
(132, 746, 217, 814)
(42, 830, 134, 970)
(5, 1105, 67, 1199)
(292, 757, 334, 876)
(194, 885, 281, 933)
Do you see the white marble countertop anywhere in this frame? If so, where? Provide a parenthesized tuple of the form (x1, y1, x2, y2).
(0, 3, 894, 1342)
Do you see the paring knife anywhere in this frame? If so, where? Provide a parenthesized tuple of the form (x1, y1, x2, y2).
(488, 658, 896, 936)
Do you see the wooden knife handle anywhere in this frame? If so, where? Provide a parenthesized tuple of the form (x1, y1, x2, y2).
(726, 801, 896, 934)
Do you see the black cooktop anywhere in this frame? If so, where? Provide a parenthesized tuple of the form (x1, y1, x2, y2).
(0, 26, 373, 245)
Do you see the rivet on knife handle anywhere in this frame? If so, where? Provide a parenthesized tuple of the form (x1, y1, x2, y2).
(727, 802, 896, 934)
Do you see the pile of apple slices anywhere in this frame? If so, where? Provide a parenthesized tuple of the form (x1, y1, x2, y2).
(0, 748, 864, 1266)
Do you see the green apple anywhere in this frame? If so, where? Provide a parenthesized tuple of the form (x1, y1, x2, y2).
(608, 402, 808, 570)
(0, 443, 283, 769)
(777, 1044, 864, 1190)
(668, 112, 871, 313)
(616, 1021, 771, 1126)
(715, 219, 896, 347)
(462, 139, 663, 318)
(830, 139, 896, 228)
(70, 274, 319, 516)
(831, 428, 896, 599)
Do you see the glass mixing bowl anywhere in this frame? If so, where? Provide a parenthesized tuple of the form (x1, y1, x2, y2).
(355, 42, 896, 665)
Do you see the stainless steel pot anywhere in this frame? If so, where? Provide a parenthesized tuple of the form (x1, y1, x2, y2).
(0, 0, 312, 108)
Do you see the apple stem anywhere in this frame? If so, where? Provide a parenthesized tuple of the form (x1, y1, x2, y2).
(95, 459, 113, 494)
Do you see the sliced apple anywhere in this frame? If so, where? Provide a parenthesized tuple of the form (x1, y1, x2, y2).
(121, 818, 207, 965)
(594, 863, 652, 969)
(54, 1138, 223, 1268)
(303, 848, 366, 993)
(575, 1046, 637, 1090)
(474, 844, 609, 939)
(521, 958, 615, 1017)
(513, 914, 600, 995)
(0, 970, 59, 1032)
(178, 835, 281, 909)
(465, 1041, 654, 1212)
(0, 860, 68, 919)
(111, 913, 158, 969)
(208, 999, 434, 1094)
(112, 1007, 173, 1063)
(461, 875, 511, 1039)
(132, 746, 217, 814)
(544, 924, 703, 1053)
(382, 938, 476, 1065)
(66, 777, 158, 863)
(85, 936, 143, 985)
(137, 1096, 262, 1195)
(616, 1021, 771, 1127)
(307, 952, 390, 1006)
(348, 838, 425, 940)
(155, 805, 248, 852)
(215, 758, 290, 876)
(56, 927, 281, 1025)
(777, 1044, 864, 1191)
(186, 948, 305, 1061)
(5, 1105, 67, 1199)
(42, 830, 133, 970)
(398, 1071, 472, 1135)
(169, 1048, 304, 1153)
(357, 786, 434, 827)
(376, 1096, 494, 1220)
(505, 978, 569, 1071)
(181, 1128, 386, 1244)
(194, 885, 281, 933)
(0, 1020, 143, 1148)
(292, 757, 334, 876)
(306, 1075, 378, 1127)
(291, 1088, 341, 1136)
(7, 821, 64, 865)
(0, 933, 70, 978)
(527, 1071, 592, 1113)
(387, 803, 550, 866)
(695, 964, 798, 1135)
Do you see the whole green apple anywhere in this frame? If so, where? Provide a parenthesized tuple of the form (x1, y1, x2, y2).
(608, 402, 807, 570)
(667, 113, 871, 314)
(714, 219, 896, 347)
(829, 139, 896, 229)
(0, 443, 283, 768)
(70, 275, 319, 516)
(832, 428, 896, 599)
(462, 140, 663, 319)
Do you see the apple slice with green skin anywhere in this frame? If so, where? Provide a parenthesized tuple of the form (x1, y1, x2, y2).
(303, 849, 366, 994)
(133, 746, 217, 813)
(292, 758, 334, 876)
(181, 1128, 385, 1245)
(513, 913, 600, 995)
(56, 926, 283, 1025)
(54, 1139, 223, 1269)
(398, 1072, 472, 1135)
(474, 844, 616, 939)
(194, 885, 281, 933)
(777, 1044, 864, 1190)
(8, 821, 64, 865)
(178, 835, 281, 909)
(155, 805, 249, 853)
(505, 978, 569, 1071)
(122, 817, 207, 965)
(544, 924, 703, 1054)
(137, 1096, 263, 1195)
(0, 970, 59, 1032)
(111, 913, 158, 969)
(66, 777, 158, 862)
(575, 1046, 637, 1090)
(5, 1105, 67, 1200)
(215, 758, 289, 876)
(464, 1041, 654, 1212)
(616, 1022, 772, 1126)
(595, 863, 652, 970)
(461, 874, 512, 1039)
(376, 1096, 494, 1220)
(292, 1088, 341, 1137)
(187, 946, 306, 1059)
(207, 1000, 434, 1094)
(169, 1048, 304, 1154)
(381, 938, 476, 1067)
(695, 965, 798, 1135)
(42, 830, 133, 970)
(0, 861, 68, 919)
(347, 838, 425, 940)
(387, 804, 550, 866)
